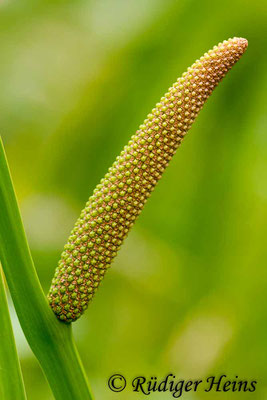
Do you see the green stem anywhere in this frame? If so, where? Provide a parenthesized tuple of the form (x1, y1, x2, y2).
(0, 137, 93, 400)
(0, 267, 27, 400)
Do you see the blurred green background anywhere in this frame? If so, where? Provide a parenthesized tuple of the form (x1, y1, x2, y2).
(0, 0, 266, 398)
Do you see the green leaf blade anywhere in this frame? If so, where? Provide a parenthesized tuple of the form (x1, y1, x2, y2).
(0, 267, 27, 400)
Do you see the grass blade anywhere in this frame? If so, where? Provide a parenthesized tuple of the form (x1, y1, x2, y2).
(0, 267, 27, 400)
(0, 137, 93, 400)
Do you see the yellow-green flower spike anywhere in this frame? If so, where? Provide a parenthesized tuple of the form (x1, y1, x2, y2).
(48, 37, 248, 322)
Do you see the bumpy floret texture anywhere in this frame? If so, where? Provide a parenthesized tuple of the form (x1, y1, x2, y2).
(48, 37, 248, 322)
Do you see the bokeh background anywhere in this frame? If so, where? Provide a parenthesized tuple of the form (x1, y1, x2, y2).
(0, 0, 266, 398)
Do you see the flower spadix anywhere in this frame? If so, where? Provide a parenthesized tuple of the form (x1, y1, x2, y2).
(48, 37, 248, 322)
